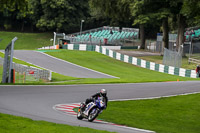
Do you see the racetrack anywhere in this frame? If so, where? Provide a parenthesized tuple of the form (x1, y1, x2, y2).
(12, 50, 116, 78)
(0, 81, 200, 133)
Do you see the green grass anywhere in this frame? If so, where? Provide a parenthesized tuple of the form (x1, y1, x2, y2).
(50, 72, 80, 82)
(98, 93, 200, 133)
(0, 113, 114, 133)
(0, 30, 198, 84)
(0, 49, 199, 85)
(0, 31, 52, 50)
(45, 49, 199, 84)
(0, 52, 46, 83)
(0, 52, 38, 67)
(0, 52, 79, 84)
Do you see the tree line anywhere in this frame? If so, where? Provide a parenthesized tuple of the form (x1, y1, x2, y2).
(0, 0, 91, 33)
(1, 0, 200, 50)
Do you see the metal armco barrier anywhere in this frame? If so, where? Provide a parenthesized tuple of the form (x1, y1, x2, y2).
(13, 63, 51, 82)
(0, 57, 51, 83)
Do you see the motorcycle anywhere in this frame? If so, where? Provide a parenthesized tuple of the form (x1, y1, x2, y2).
(77, 97, 106, 122)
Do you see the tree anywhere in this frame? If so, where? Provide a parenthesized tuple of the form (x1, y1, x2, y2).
(182, 0, 200, 26)
(168, 1, 186, 51)
(130, 0, 170, 49)
(0, 0, 27, 12)
(28, 0, 42, 31)
(89, 0, 132, 27)
(29, 0, 90, 32)
(0, 0, 29, 31)
(130, 0, 149, 49)
(89, 0, 168, 49)
(0, 0, 91, 32)
(158, 5, 171, 49)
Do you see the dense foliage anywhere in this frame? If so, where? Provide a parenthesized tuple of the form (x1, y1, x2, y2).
(0, 0, 90, 33)
(1, 0, 200, 49)
(89, 0, 200, 49)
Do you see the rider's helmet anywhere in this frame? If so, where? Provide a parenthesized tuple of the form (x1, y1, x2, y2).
(100, 89, 107, 97)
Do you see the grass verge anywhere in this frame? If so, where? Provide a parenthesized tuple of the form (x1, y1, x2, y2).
(0, 52, 79, 84)
(1, 49, 199, 84)
(0, 113, 113, 133)
(0, 31, 52, 50)
(98, 93, 200, 133)
(45, 49, 199, 84)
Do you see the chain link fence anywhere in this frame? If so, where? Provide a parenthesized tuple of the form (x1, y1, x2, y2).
(156, 34, 177, 53)
(163, 48, 182, 68)
(184, 41, 200, 64)
(0, 57, 51, 83)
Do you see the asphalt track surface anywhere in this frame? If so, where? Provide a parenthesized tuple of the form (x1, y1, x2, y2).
(0, 81, 200, 133)
(12, 50, 116, 78)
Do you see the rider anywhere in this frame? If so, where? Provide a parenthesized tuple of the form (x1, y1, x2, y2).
(82, 89, 108, 111)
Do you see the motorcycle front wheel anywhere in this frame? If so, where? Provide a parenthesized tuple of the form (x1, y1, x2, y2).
(88, 108, 99, 122)
(77, 108, 83, 120)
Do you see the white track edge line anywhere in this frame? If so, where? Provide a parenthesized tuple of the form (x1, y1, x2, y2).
(53, 92, 200, 133)
(109, 91, 200, 102)
(1, 50, 118, 79)
(53, 105, 155, 133)
(2, 80, 200, 86)
(0, 51, 54, 73)
(37, 51, 119, 79)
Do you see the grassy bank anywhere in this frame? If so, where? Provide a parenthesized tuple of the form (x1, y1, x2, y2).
(45, 50, 198, 84)
(0, 49, 199, 84)
(0, 113, 113, 133)
(0, 52, 38, 67)
(0, 31, 52, 50)
(98, 93, 200, 133)
(0, 52, 79, 84)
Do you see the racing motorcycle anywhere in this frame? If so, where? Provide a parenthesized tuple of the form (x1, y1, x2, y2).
(77, 97, 106, 122)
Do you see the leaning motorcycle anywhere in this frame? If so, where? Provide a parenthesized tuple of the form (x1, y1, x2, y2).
(77, 97, 105, 122)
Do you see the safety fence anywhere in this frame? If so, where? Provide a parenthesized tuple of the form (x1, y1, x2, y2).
(0, 57, 51, 83)
(163, 48, 182, 68)
(60, 44, 197, 78)
(183, 41, 200, 65)
(156, 34, 177, 53)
